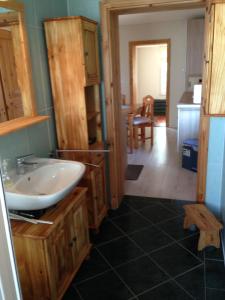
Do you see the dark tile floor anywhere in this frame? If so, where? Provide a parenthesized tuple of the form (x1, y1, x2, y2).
(63, 195, 225, 300)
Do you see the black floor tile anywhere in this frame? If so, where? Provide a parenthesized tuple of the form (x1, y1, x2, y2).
(63, 286, 82, 300)
(108, 201, 134, 219)
(116, 255, 169, 294)
(158, 199, 187, 215)
(138, 281, 193, 300)
(129, 226, 174, 253)
(73, 248, 110, 284)
(139, 204, 176, 224)
(205, 246, 224, 261)
(159, 216, 197, 241)
(179, 234, 204, 261)
(206, 288, 225, 300)
(64, 195, 225, 299)
(206, 260, 225, 290)
(124, 195, 157, 210)
(111, 211, 151, 234)
(90, 219, 124, 245)
(176, 265, 205, 299)
(98, 236, 144, 267)
(76, 270, 133, 300)
(151, 243, 202, 277)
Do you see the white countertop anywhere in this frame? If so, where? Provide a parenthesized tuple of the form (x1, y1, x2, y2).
(177, 92, 201, 109)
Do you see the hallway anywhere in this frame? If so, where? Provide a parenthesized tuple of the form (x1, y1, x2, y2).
(125, 127, 197, 201)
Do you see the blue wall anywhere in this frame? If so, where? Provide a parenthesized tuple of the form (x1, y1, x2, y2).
(205, 118, 225, 218)
(0, 0, 68, 167)
(206, 118, 225, 247)
(67, 0, 100, 21)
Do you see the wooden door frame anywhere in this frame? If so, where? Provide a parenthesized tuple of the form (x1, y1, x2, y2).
(129, 39, 171, 127)
(101, 0, 208, 209)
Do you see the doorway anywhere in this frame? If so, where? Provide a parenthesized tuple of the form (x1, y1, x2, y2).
(101, 0, 208, 208)
(129, 39, 170, 128)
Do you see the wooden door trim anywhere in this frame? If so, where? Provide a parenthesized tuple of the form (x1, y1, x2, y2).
(101, 0, 207, 208)
(129, 39, 171, 127)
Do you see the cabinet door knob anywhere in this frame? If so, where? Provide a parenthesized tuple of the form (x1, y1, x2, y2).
(69, 241, 73, 247)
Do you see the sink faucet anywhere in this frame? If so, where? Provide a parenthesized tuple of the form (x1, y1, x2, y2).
(16, 154, 38, 175)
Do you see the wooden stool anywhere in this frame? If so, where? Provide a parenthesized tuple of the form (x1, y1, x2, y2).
(183, 204, 223, 251)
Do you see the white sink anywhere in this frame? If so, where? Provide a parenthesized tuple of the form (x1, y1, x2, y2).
(5, 158, 85, 211)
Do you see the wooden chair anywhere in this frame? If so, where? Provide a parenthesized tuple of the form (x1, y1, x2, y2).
(127, 112, 134, 153)
(133, 95, 155, 148)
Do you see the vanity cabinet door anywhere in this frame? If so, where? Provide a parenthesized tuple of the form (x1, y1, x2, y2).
(90, 159, 108, 228)
(70, 200, 90, 261)
(48, 220, 71, 299)
(82, 20, 100, 86)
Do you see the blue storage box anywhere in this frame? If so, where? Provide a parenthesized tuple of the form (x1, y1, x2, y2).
(182, 138, 198, 172)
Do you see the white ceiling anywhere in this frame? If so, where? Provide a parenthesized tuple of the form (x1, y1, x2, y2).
(119, 8, 205, 26)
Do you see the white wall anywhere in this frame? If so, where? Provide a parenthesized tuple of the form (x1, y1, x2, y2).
(137, 45, 167, 106)
(119, 20, 187, 128)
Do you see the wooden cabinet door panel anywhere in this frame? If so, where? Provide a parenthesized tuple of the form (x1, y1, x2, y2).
(82, 21, 100, 85)
(90, 160, 107, 226)
(48, 221, 71, 295)
(72, 202, 89, 257)
(202, 4, 214, 114)
(96, 162, 106, 214)
(0, 29, 23, 120)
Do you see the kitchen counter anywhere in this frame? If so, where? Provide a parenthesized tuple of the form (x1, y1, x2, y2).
(177, 92, 201, 152)
(177, 91, 201, 108)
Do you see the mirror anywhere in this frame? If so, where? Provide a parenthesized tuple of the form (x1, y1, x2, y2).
(0, 2, 48, 135)
(0, 8, 23, 122)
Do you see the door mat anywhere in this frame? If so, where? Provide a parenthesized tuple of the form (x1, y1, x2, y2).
(125, 164, 144, 180)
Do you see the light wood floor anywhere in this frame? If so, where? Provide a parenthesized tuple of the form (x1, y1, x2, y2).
(125, 127, 197, 201)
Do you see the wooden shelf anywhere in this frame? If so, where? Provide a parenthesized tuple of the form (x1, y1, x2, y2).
(0, 115, 49, 136)
(87, 111, 99, 121)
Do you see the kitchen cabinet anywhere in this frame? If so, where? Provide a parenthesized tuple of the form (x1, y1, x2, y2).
(186, 18, 204, 88)
(11, 187, 91, 300)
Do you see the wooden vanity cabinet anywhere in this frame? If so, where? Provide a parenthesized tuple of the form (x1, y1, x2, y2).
(44, 16, 108, 231)
(202, 2, 225, 115)
(80, 158, 108, 230)
(11, 187, 91, 300)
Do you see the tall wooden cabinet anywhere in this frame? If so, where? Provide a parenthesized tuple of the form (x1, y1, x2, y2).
(202, 2, 225, 115)
(12, 188, 91, 300)
(44, 16, 108, 230)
